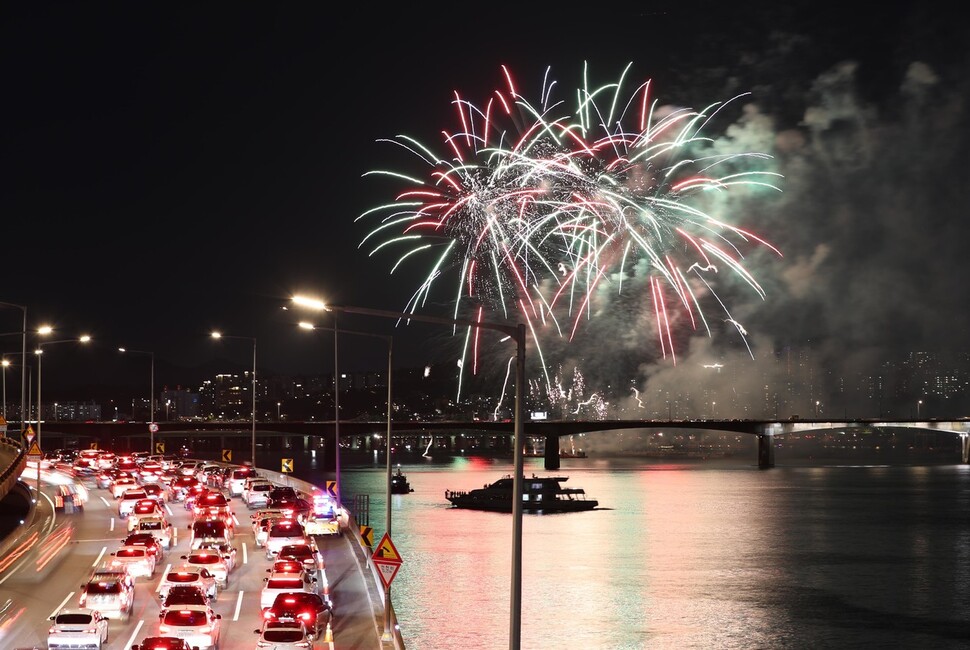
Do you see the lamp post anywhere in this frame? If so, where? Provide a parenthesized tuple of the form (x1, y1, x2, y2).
(1, 358, 8, 419)
(211, 332, 257, 466)
(0, 301, 27, 440)
(292, 294, 527, 650)
(815, 400, 820, 418)
(298, 319, 395, 641)
(119, 348, 155, 451)
(917, 399, 922, 419)
(36, 335, 91, 497)
(276, 402, 281, 421)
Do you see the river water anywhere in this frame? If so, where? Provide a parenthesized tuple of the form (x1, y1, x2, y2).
(301, 449, 970, 650)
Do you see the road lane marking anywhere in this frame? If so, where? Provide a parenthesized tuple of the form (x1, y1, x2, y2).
(99, 496, 111, 507)
(92, 546, 107, 567)
(164, 503, 174, 517)
(233, 590, 244, 620)
(109, 517, 115, 532)
(48, 591, 75, 619)
(123, 619, 144, 650)
(242, 541, 248, 565)
(156, 563, 172, 592)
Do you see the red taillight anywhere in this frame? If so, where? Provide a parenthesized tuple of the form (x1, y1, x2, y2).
(299, 612, 311, 621)
(263, 610, 275, 620)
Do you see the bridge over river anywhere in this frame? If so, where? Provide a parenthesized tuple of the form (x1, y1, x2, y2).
(29, 417, 970, 471)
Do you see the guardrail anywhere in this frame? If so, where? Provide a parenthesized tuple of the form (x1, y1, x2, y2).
(0, 436, 26, 502)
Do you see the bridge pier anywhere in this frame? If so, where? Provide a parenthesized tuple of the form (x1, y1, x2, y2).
(544, 434, 560, 471)
(962, 434, 969, 464)
(757, 434, 775, 469)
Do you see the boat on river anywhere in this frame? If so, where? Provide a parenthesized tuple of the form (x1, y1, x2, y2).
(391, 466, 414, 494)
(445, 474, 597, 513)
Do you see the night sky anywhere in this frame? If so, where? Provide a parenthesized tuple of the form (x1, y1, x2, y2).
(3, 3, 968, 414)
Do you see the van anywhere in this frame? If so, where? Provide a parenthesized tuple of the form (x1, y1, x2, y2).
(189, 519, 231, 549)
(78, 564, 135, 621)
(228, 467, 258, 497)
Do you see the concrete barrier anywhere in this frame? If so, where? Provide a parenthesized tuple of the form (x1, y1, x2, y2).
(0, 437, 26, 502)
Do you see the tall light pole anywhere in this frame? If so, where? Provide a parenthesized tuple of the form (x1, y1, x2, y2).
(211, 332, 257, 466)
(298, 319, 396, 642)
(119, 348, 155, 451)
(292, 294, 527, 650)
(917, 399, 923, 419)
(276, 402, 281, 421)
(0, 301, 27, 441)
(1, 358, 8, 419)
(36, 335, 91, 496)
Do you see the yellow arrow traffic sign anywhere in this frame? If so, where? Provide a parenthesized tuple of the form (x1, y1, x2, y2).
(221, 449, 232, 463)
(155, 442, 165, 454)
(281, 458, 293, 473)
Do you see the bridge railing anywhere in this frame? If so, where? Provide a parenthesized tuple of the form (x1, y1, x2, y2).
(0, 436, 26, 502)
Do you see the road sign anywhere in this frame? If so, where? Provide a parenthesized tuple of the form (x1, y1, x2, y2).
(148, 422, 159, 433)
(24, 425, 35, 444)
(26, 440, 43, 462)
(221, 449, 232, 463)
(281, 458, 293, 473)
(0, 416, 7, 433)
(325, 480, 337, 498)
(360, 525, 373, 547)
(155, 442, 165, 454)
(89, 441, 98, 450)
(372, 532, 403, 589)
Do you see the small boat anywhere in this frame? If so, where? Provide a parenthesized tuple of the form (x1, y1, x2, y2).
(445, 474, 597, 513)
(390, 466, 414, 494)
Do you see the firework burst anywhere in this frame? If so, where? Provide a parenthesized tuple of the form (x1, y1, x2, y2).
(359, 63, 782, 406)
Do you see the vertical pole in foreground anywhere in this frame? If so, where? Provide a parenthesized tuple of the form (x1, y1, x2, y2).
(382, 335, 394, 643)
(509, 323, 525, 650)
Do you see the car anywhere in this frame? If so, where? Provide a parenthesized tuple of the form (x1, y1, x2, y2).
(179, 549, 232, 588)
(228, 466, 260, 497)
(194, 541, 237, 574)
(78, 566, 135, 621)
(303, 511, 340, 537)
(263, 591, 333, 639)
(274, 496, 313, 523)
(265, 519, 308, 559)
(253, 620, 318, 649)
(188, 518, 232, 549)
(118, 487, 150, 517)
(141, 481, 170, 503)
(158, 566, 218, 601)
(110, 476, 138, 498)
(277, 542, 325, 574)
(131, 638, 198, 650)
(170, 475, 201, 501)
(244, 479, 274, 509)
(108, 544, 157, 579)
(265, 560, 314, 589)
(122, 531, 167, 561)
(260, 571, 317, 610)
(157, 604, 221, 650)
(266, 485, 298, 507)
(133, 515, 174, 548)
(128, 498, 165, 531)
(161, 584, 212, 609)
(254, 515, 289, 548)
(192, 490, 234, 523)
(47, 607, 109, 650)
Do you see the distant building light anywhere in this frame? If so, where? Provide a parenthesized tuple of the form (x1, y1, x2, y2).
(531, 411, 548, 420)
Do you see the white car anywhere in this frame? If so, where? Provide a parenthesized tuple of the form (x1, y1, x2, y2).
(264, 519, 308, 559)
(253, 620, 317, 649)
(261, 571, 317, 610)
(158, 603, 222, 650)
(108, 545, 157, 579)
(195, 541, 237, 574)
(134, 515, 174, 548)
(179, 549, 232, 588)
(158, 566, 218, 601)
(110, 477, 138, 499)
(47, 607, 109, 650)
(118, 488, 149, 517)
(244, 479, 274, 508)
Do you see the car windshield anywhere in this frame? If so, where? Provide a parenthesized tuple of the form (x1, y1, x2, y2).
(55, 613, 94, 624)
(189, 554, 220, 564)
(269, 523, 303, 538)
(135, 639, 184, 650)
(273, 593, 321, 609)
(193, 522, 226, 535)
(139, 521, 165, 530)
(280, 545, 311, 557)
(267, 578, 305, 589)
(116, 548, 146, 557)
(123, 491, 148, 500)
(161, 609, 209, 626)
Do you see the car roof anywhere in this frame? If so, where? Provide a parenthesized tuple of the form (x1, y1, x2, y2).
(54, 607, 98, 616)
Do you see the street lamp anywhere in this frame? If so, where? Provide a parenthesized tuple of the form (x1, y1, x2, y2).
(917, 399, 923, 419)
(815, 400, 820, 418)
(298, 319, 396, 641)
(292, 294, 527, 650)
(36, 334, 91, 497)
(119, 347, 155, 451)
(211, 332, 257, 466)
(1, 358, 9, 419)
(276, 401, 281, 421)
(0, 301, 27, 440)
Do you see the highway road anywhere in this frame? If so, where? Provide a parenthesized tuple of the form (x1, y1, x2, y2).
(0, 465, 391, 649)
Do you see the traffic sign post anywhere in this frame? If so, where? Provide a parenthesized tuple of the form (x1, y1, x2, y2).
(155, 442, 165, 454)
(371, 531, 403, 642)
(326, 480, 337, 499)
(281, 458, 293, 473)
(221, 449, 232, 463)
